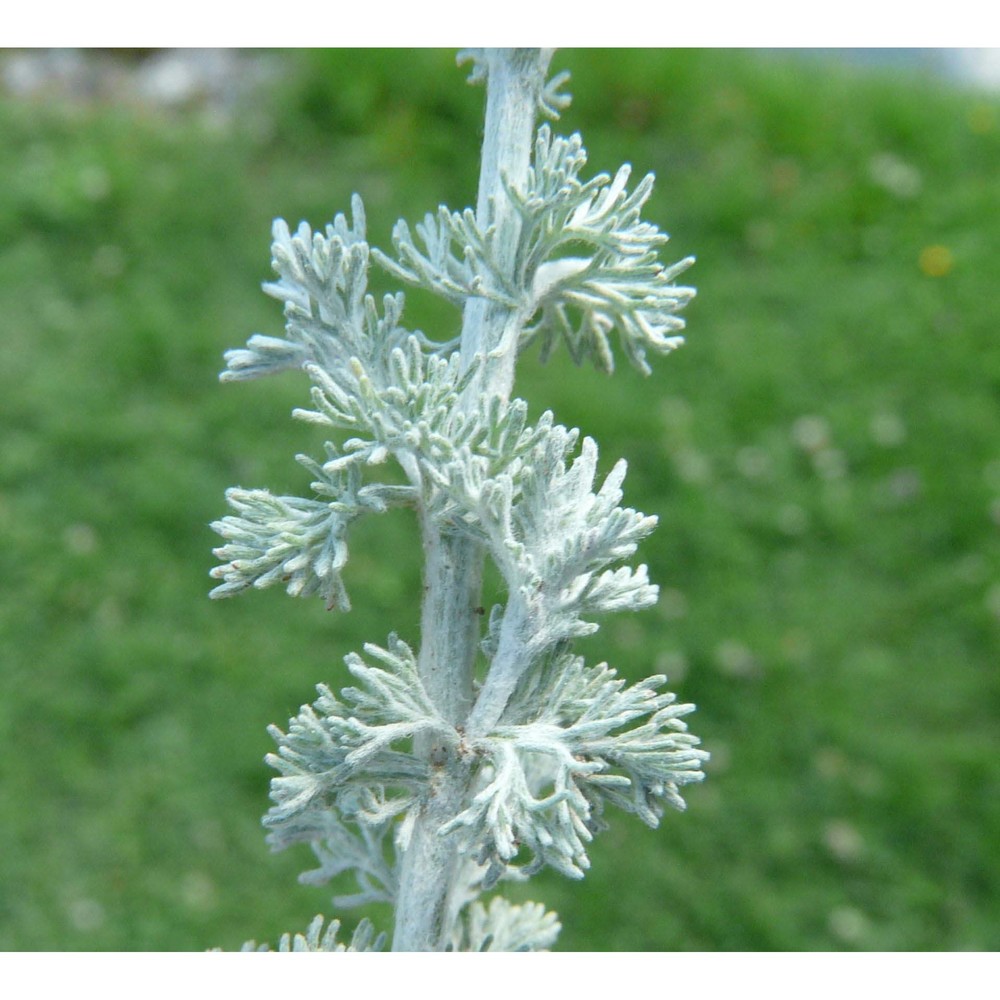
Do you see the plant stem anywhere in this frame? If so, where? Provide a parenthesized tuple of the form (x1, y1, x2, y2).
(461, 48, 551, 390)
(390, 48, 551, 952)
(466, 591, 535, 738)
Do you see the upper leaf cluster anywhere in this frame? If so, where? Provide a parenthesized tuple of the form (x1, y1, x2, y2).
(371, 124, 695, 374)
(515, 126, 695, 374)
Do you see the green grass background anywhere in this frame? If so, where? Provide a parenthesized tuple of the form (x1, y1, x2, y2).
(1, 48, 998, 951)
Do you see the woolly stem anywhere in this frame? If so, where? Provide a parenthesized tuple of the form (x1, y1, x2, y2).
(390, 48, 551, 953)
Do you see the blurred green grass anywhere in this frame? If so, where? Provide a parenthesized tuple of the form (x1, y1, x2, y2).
(1, 48, 998, 951)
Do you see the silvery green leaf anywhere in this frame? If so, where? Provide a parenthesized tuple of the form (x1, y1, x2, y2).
(456, 421, 665, 738)
(209, 453, 404, 610)
(453, 897, 561, 952)
(240, 915, 385, 952)
(294, 338, 478, 478)
(220, 334, 309, 381)
(221, 195, 452, 412)
(208, 488, 354, 610)
(443, 651, 708, 883)
(371, 207, 518, 307)
(456, 48, 489, 85)
(264, 635, 447, 832)
(508, 124, 695, 373)
(538, 69, 572, 121)
(503, 430, 659, 638)
(220, 196, 371, 382)
(262, 798, 397, 908)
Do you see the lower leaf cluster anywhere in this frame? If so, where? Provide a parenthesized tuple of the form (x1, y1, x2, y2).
(239, 914, 386, 953)
(262, 633, 707, 904)
(263, 635, 445, 891)
(445, 650, 708, 883)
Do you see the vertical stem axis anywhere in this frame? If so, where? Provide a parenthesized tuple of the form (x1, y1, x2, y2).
(391, 48, 552, 952)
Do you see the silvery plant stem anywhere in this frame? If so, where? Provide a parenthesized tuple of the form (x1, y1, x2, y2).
(213, 45, 706, 953)
(391, 47, 553, 954)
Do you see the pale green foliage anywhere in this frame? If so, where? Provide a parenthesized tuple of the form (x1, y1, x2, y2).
(372, 207, 521, 308)
(482, 429, 659, 635)
(264, 636, 441, 844)
(209, 455, 410, 609)
(240, 914, 385, 952)
(452, 897, 561, 952)
(516, 126, 696, 374)
(264, 633, 706, 893)
(371, 123, 695, 376)
(212, 50, 703, 951)
(446, 650, 707, 884)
